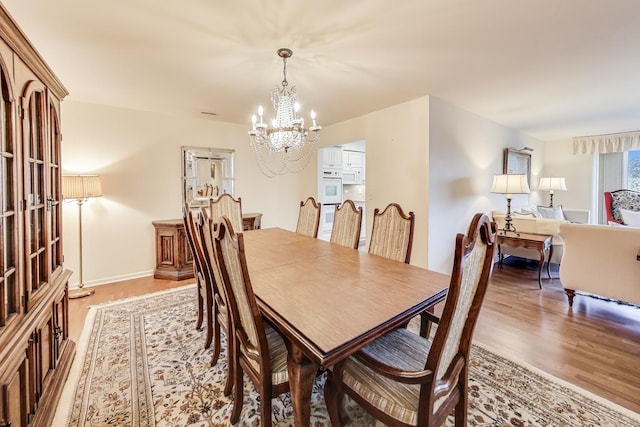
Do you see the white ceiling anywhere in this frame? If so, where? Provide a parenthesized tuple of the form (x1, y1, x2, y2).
(3, 0, 640, 141)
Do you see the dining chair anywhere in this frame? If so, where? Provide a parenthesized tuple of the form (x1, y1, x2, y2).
(296, 196, 321, 238)
(212, 215, 290, 426)
(210, 193, 243, 233)
(330, 199, 363, 249)
(196, 208, 234, 396)
(182, 205, 214, 349)
(324, 213, 497, 427)
(368, 202, 415, 263)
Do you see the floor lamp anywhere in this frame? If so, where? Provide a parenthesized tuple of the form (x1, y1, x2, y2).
(538, 177, 567, 207)
(491, 174, 531, 234)
(62, 175, 103, 299)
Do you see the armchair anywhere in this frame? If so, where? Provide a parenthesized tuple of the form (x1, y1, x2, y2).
(604, 189, 640, 224)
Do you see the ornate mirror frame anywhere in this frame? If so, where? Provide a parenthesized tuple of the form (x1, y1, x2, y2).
(181, 146, 235, 209)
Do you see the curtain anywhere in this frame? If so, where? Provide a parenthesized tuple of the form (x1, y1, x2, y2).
(573, 130, 640, 155)
(597, 152, 625, 224)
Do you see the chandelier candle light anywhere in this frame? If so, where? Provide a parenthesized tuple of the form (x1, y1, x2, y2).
(491, 174, 531, 234)
(538, 177, 567, 207)
(248, 48, 321, 177)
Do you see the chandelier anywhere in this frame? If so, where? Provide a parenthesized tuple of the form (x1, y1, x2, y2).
(248, 48, 321, 177)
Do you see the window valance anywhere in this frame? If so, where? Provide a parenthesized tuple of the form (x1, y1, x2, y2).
(573, 130, 640, 155)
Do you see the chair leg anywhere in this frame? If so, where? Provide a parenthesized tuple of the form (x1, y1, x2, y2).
(454, 389, 467, 427)
(195, 284, 204, 331)
(204, 300, 213, 349)
(222, 325, 234, 397)
(210, 316, 221, 367)
(230, 360, 244, 424)
(203, 281, 215, 349)
(259, 384, 273, 427)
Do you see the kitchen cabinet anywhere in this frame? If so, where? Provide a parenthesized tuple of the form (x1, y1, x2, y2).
(0, 4, 74, 426)
(321, 146, 343, 170)
(342, 150, 365, 184)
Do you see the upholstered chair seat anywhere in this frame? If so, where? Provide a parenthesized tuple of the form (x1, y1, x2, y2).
(260, 324, 289, 385)
(342, 328, 434, 425)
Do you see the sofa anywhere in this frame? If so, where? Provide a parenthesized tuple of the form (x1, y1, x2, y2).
(491, 207, 590, 264)
(559, 223, 640, 307)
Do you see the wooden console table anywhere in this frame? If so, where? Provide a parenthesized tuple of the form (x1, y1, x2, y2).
(242, 212, 263, 231)
(153, 213, 263, 280)
(152, 219, 194, 280)
(496, 231, 553, 289)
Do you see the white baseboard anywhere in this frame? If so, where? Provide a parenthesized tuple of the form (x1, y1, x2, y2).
(68, 270, 155, 290)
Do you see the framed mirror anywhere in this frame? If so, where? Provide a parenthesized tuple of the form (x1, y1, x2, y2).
(503, 148, 531, 186)
(181, 146, 235, 208)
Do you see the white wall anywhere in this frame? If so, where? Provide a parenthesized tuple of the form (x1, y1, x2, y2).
(61, 96, 592, 287)
(542, 139, 594, 218)
(428, 97, 545, 273)
(61, 100, 306, 287)
(320, 97, 430, 268)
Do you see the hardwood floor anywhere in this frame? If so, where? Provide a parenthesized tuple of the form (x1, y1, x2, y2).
(67, 257, 640, 415)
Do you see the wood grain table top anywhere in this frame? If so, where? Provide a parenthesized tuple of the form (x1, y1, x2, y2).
(243, 227, 449, 367)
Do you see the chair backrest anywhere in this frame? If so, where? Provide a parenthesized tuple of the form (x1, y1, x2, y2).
(210, 193, 243, 233)
(368, 202, 415, 263)
(212, 216, 270, 375)
(183, 205, 208, 286)
(296, 196, 321, 238)
(604, 189, 640, 224)
(330, 199, 363, 249)
(196, 208, 228, 307)
(423, 213, 497, 413)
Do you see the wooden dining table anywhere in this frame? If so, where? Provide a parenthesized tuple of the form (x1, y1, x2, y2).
(243, 228, 450, 426)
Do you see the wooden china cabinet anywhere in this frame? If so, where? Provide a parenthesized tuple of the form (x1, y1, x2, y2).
(0, 5, 74, 427)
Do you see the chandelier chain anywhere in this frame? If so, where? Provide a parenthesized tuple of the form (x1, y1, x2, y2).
(282, 56, 288, 87)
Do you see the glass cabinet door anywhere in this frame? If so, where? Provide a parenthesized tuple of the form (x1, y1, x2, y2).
(0, 66, 19, 326)
(47, 103, 62, 280)
(22, 83, 48, 307)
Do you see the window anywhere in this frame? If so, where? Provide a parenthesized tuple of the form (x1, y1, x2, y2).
(627, 150, 640, 191)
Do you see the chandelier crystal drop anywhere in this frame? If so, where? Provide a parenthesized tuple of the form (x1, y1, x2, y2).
(248, 48, 321, 177)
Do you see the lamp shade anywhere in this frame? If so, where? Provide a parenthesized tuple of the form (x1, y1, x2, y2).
(490, 174, 530, 195)
(62, 175, 103, 200)
(538, 177, 567, 191)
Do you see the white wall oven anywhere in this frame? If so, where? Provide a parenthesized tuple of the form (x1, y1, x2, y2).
(320, 175, 343, 205)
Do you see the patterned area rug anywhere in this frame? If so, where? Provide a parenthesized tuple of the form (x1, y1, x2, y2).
(55, 285, 640, 426)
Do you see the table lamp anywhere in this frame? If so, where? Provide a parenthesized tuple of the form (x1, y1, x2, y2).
(62, 175, 103, 299)
(538, 177, 567, 207)
(491, 174, 530, 234)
